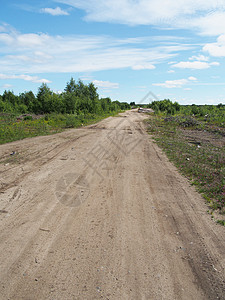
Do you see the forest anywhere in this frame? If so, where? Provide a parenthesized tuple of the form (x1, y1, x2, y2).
(0, 78, 130, 114)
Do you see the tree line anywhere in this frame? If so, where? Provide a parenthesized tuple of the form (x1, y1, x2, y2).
(0, 78, 130, 115)
(147, 99, 224, 116)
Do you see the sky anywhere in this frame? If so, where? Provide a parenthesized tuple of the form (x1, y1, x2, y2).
(0, 0, 225, 105)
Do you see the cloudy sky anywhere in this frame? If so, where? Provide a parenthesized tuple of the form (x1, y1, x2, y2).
(0, 0, 225, 104)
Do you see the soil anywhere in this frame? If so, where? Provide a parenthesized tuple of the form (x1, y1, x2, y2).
(181, 128, 225, 148)
(0, 110, 224, 299)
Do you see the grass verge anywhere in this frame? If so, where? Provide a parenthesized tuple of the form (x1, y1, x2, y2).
(146, 115, 225, 224)
(0, 112, 119, 145)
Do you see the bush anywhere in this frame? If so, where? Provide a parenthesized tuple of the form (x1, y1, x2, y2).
(24, 115, 33, 121)
(150, 99, 180, 115)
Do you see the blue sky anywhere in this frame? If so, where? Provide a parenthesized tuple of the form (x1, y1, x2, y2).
(0, 0, 225, 105)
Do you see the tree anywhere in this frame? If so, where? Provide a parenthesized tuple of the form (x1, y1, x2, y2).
(75, 97, 91, 114)
(120, 102, 130, 110)
(0, 98, 5, 112)
(173, 101, 180, 112)
(100, 97, 111, 112)
(88, 83, 98, 101)
(0, 77, 132, 115)
(63, 93, 77, 114)
(54, 93, 66, 114)
(37, 83, 52, 100)
(64, 77, 76, 94)
(2, 90, 18, 106)
(191, 104, 199, 116)
(19, 91, 36, 112)
(111, 100, 120, 111)
(37, 84, 52, 113)
(76, 79, 88, 98)
(87, 82, 98, 113)
(217, 103, 224, 109)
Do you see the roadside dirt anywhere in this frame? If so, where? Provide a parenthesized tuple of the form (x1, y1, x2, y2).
(181, 129, 225, 148)
(0, 110, 224, 299)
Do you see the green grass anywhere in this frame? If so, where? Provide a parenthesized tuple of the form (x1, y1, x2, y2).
(216, 219, 225, 226)
(0, 111, 119, 145)
(147, 115, 225, 217)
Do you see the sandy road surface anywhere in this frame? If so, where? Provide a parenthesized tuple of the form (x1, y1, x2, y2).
(0, 110, 224, 299)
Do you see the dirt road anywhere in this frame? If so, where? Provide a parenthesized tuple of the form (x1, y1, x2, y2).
(0, 110, 224, 299)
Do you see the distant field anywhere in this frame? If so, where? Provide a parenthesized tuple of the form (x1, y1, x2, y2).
(147, 105, 225, 225)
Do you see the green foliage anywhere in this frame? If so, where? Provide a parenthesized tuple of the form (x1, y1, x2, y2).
(148, 100, 225, 130)
(2, 90, 18, 106)
(0, 78, 130, 115)
(0, 78, 131, 144)
(24, 115, 33, 121)
(120, 102, 131, 110)
(148, 99, 180, 115)
(64, 77, 76, 94)
(216, 220, 225, 226)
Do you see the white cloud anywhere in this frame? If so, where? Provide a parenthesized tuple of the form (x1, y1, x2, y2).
(153, 76, 197, 88)
(56, 0, 225, 35)
(188, 76, 197, 81)
(167, 70, 175, 73)
(191, 12, 225, 36)
(0, 32, 50, 49)
(210, 62, 220, 66)
(153, 79, 188, 88)
(0, 27, 190, 74)
(132, 63, 155, 70)
(189, 55, 209, 61)
(203, 34, 225, 57)
(80, 74, 93, 81)
(172, 61, 219, 69)
(0, 74, 51, 83)
(2, 84, 13, 89)
(153, 77, 225, 89)
(0, 33, 14, 45)
(93, 80, 119, 89)
(41, 7, 69, 16)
